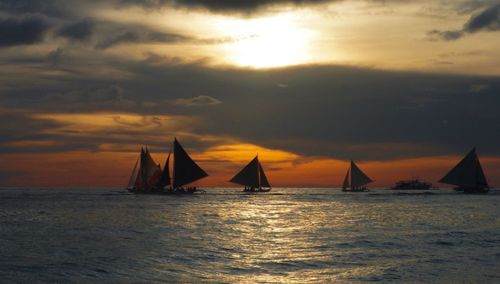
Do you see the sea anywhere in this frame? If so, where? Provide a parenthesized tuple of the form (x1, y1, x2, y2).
(1, 187, 499, 283)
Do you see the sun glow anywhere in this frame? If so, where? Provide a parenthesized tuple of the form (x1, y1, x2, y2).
(216, 13, 315, 68)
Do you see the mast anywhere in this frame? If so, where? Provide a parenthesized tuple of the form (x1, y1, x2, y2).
(230, 155, 271, 188)
(257, 155, 261, 188)
(172, 138, 208, 188)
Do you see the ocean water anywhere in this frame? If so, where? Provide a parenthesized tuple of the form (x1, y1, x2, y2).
(1, 188, 500, 283)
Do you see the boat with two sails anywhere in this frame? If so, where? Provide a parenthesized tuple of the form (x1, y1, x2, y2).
(127, 138, 208, 194)
(230, 155, 271, 192)
(341, 160, 373, 192)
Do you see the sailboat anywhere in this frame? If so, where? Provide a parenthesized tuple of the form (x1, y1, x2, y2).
(230, 155, 271, 192)
(127, 138, 208, 194)
(342, 160, 373, 192)
(439, 147, 489, 194)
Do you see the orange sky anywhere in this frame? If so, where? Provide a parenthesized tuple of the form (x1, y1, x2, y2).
(1, 145, 498, 188)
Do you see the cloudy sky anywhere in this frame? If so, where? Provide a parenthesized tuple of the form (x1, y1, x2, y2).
(1, 0, 499, 187)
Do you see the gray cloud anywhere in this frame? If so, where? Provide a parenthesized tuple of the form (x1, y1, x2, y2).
(95, 27, 191, 49)
(56, 18, 94, 41)
(429, 3, 500, 40)
(43, 85, 137, 110)
(174, 95, 222, 106)
(119, 0, 334, 13)
(1, 56, 499, 160)
(46, 48, 64, 66)
(95, 31, 188, 49)
(0, 0, 69, 18)
(0, 16, 51, 47)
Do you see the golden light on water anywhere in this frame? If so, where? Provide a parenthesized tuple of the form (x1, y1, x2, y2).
(215, 13, 315, 68)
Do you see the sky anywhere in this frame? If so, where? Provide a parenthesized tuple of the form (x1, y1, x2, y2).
(0, 0, 499, 187)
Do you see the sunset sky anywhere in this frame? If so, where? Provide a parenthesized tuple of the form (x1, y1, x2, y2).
(1, 0, 499, 187)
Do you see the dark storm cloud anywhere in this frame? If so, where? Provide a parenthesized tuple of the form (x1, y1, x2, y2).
(1, 56, 499, 160)
(95, 30, 190, 49)
(56, 18, 94, 41)
(0, 110, 65, 153)
(0, 0, 68, 18)
(0, 16, 51, 47)
(119, 0, 333, 12)
(429, 3, 500, 40)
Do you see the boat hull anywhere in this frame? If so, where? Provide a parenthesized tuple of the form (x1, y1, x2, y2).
(127, 188, 201, 195)
(460, 187, 490, 194)
(342, 188, 369, 192)
(243, 188, 271, 193)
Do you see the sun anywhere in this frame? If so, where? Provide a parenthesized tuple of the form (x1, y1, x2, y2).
(216, 13, 314, 68)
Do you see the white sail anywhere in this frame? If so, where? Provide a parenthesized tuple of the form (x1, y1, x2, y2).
(439, 148, 489, 188)
(140, 148, 162, 188)
(127, 158, 139, 189)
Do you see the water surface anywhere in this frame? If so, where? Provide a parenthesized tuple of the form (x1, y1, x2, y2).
(1, 188, 499, 283)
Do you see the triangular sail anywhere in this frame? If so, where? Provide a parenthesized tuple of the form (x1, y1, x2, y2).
(475, 160, 489, 188)
(258, 162, 271, 188)
(350, 160, 373, 188)
(173, 138, 208, 188)
(439, 148, 489, 188)
(342, 169, 350, 189)
(230, 156, 260, 187)
(139, 148, 162, 189)
(127, 158, 139, 189)
(158, 151, 171, 188)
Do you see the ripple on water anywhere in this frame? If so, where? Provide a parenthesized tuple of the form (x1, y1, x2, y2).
(1, 187, 500, 282)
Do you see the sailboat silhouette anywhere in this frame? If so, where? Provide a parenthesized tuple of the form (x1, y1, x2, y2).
(127, 138, 208, 194)
(230, 155, 271, 192)
(439, 147, 489, 194)
(341, 160, 373, 192)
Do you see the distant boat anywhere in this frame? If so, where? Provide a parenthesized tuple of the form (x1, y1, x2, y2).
(342, 160, 373, 192)
(230, 155, 271, 192)
(391, 178, 435, 190)
(439, 147, 489, 194)
(127, 138, 208, 194)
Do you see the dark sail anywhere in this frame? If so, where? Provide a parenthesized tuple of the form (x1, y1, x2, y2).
(127, 158, 139, 189)
(139, 147, 148, 188)
(259, 162, 271, 187)
(158, 151, 171, 188)
(173, 138, 208, 188)
(476, 159, 489, 188)
(350, 160, 373, 188)
(230, 156, 260, 187)
(439, 148, 489, 188)
(342, 169, 350, 189)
